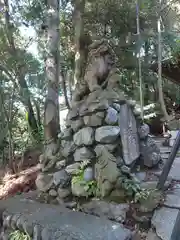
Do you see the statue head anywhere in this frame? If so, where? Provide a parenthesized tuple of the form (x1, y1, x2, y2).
(88, 39, 116, 67)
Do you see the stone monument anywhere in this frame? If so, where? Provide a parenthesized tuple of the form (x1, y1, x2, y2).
(36, 39, 161, 203)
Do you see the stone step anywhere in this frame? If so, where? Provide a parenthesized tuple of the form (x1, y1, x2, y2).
(0, 196, 133, 240)
(151, 207, 179, 240)
(161, 153, 170, 159)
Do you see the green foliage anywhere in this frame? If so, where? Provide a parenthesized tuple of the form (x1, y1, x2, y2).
(72, 161, 97, 198)
(119, 173, 155, 203)
(9, 230, 31, 240)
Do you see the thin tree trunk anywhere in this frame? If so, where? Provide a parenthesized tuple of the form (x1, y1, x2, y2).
(8, 85, 15, 169)
(68, 71, 73, 100)
(60, 71, 70, 109)
(3, 0, 39, 139)
(73, 0, 86, 85)
(43, 0, 60, 160)
(157, 5, 170, 122)
(136, 0, 144, 120)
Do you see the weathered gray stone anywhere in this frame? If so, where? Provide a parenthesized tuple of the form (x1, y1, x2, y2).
(61, 140, 76, 157)
(65, 163, 81, 174)
(95, 143, 118, 154)
(73, 127, 94, 146)
(96, 111, 105, 118)
(135, 172, 147, 182)
(77, 99, 88, 115)
(95, 126, 120, 143)
(83, 167, 94, 181)
(164, 194, 180, 209)
(140, 181, 157, 190)
(55, 160, 66, 170)
(83, 114, 104, 127)
(126, 99, 136, 108)
(85, 90, 101, 104)
(67, 108, 78, 120)
(112, 103, 121, 112)
(165, 157, 180, 181)
(81, 200, 129, 223)
(105, 107, 118, 125)
(49, 189, 58, 197)
(35, 173, 53, 192)
(109, 189, 126, 202)
(71, 119, 84, 132)
(163, 187, 180, 209)
(140, 137, 161, 168)
(74, 147, 94, 162)
(61, 128, 73, 141)
(71, 181, 88, 197)
(146, 229, 161, 240)
(121, 165, 131, 174)
(151, 207, 179, 240)
(138, 123, 150, 139)
(11, 214, 21, 229)
(116, 157, 124, 168)
(53, 170, 71, 187)
(97, 180, 113, 198)
(33, 225, 41, 240)
(133, 107, 141, 116)
(57, 188, 71, 199)
(95, 145, 120, 198)
(22, 220, 34, 236)
(170, 185, 180, 195)
(0, 197, 134, 240)
(140, 179, 171, 191)
(88, 100, 109, 113)
(139, 190, 162, 213)
(119, 104, 140, 165)
(41, 228, 51, 240)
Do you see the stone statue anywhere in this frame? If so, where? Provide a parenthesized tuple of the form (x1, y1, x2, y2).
(72, 39, 116, 103)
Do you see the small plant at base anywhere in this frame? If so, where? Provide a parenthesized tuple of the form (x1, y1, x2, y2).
(134, 188, 155, 203)
(83, 180, 97, 197)
(119, 174, 154, 203)
(72, 160, 97, 198)
(9, 230, 31, 240)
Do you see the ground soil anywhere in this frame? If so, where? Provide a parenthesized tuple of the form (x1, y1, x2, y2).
(0, 164, 40, 200)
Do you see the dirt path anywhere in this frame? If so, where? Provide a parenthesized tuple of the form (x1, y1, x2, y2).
(0, 165, 40, 200)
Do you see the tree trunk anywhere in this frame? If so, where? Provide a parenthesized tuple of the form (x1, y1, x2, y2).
(3, 0, 39, 139)
(43, 0, 60, 160)
(73, 0, 86, 85)
(157, 7, 170, 122)
(60, 71, 70, 109)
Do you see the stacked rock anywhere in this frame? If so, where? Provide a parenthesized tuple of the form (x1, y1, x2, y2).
(36, 39, 161, 203)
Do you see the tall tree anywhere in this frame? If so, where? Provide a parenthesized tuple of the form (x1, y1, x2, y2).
(1, 0, 40, 140)
(157, 0, 170, 122)
(43, 0, 60, 161)
(72, 0, 90, 86)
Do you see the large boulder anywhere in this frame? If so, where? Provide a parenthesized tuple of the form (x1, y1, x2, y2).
(73, 147, 94, 162)
(35, 173, 53, 192)
(105, 107, 118, 125)
(73, 127, 94, 146)
(71, 119, 84, 132)
(61, 141, 76, 157)
(53, 170, 71, 187)
(83, 113, 104, 127)
(95, 126, 120, 143)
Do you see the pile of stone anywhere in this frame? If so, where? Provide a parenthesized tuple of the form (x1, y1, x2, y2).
(36, 39, 161, 203)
